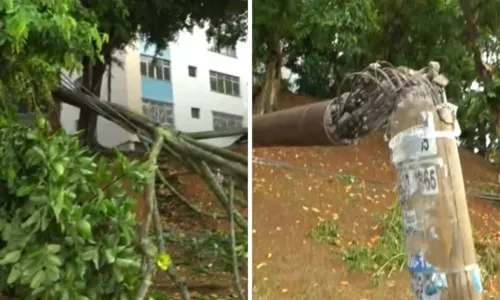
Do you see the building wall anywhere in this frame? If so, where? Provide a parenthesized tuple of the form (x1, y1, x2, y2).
(60, 44, 141, 150)
(167, 26, 248, 147)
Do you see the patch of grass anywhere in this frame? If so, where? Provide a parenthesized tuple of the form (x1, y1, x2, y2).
(341, 204, 405, 286)
(308, 221, 340, 244)
(475, 233, 500, 289)
(338, 174, 356, 184)
(339, 203, 500, 291)
(150, 290, 173, 300)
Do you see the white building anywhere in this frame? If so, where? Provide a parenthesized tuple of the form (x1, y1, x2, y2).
(60, 26, 249, 149)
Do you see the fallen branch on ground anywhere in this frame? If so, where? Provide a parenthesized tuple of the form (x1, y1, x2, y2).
(228, 178, 246, 300)
(136, 134, 168, 300)
(156, 169, 226, 219)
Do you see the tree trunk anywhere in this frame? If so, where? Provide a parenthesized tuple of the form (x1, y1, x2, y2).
(49, 100, 62, 132)
(255, 35, 282, 115)
(77, 57, 106, 146)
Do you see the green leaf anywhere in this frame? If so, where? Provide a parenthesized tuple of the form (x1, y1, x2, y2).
(115, 258, 140, 269)
(7, 167, 16, 184)
(45, 265, 60, 282)
(104, 248, 116, 264)
(0, 250, 22, 265)
(31, 146, 46, 159)
(54, 163, 65, 177)
(47, 254, 62, 266)
(112, 265, 124, 283)
(30, 270, 47, 289)
(7, 264, 21, 284)
(55, 190, 65, 205)
(52, 203, 63, 221)
(81, 249, 96, 261)
(21, 210, 40, 228)
(31, 286, 45, 296)
(40, 212, 49, 232)
(46, 244, 61, 253)
(16, 185, 33, 197)
(22, 259, 40, 281)
(81, 247, 99, 270)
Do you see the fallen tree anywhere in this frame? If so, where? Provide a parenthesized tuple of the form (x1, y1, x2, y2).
(0, 75, 249, 299)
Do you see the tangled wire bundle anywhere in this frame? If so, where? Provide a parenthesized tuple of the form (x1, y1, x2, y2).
(324, 61, 447, 146)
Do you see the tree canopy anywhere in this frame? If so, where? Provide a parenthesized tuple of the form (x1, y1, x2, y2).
(252, 0, 500, 158)
(1, 0, 248, 145)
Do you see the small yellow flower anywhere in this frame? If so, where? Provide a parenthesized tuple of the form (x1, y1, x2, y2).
(156, 253, 172, 270)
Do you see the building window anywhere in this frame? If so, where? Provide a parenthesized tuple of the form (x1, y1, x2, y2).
(188, 66, 197, 77)
(140, 56, 171, 81)
(209, 45, 237, 58)
(191, 107, 200, 119)
(16, 102, 50, 125)
(16, 102, 49, 114)
(212, 111, 243, 131)
(142, 98, 174, 126)
(209, 71, 240, 97)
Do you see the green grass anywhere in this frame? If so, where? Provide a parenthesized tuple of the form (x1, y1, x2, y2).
(342, 204, 406, 286)
(308, 221, 341, 244)
(335, 204, 500, 290)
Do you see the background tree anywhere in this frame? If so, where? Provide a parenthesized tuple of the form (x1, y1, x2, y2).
(253, 0, 500, 159)
(459, 0, 500, 160)
(285, 0, 377, 99)
(253, 0, 302, 114)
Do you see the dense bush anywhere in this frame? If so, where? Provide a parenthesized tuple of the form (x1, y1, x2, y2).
(0, 106, 151, 299)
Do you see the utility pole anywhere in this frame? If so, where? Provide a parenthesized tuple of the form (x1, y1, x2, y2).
(388, 71, 482, 299)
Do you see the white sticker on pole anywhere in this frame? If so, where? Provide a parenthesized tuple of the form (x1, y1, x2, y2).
(390, 112, 438, 164)
(398, 162, 440, 203)
(413, 165, 439, 196)
(403, 208, 420, 236)
(397, 170, 415, 206)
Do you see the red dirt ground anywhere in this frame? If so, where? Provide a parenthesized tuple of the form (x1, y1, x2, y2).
(252, 93, 500, 299)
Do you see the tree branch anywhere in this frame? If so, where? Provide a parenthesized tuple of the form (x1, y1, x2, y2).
(228, 178, 246, 300)
(136, 133, 164, 300)
(136, 133, 191, 300)
(156, 169, 226, 219)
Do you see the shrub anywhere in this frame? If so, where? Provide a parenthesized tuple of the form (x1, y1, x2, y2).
(0, 106, 151, 299)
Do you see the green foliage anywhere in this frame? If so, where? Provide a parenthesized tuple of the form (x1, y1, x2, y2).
(79, 0, 247, 61)
(0, 0, 104, 105)
(286, 0, 378, 98)
(0, 107, 152, 299)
